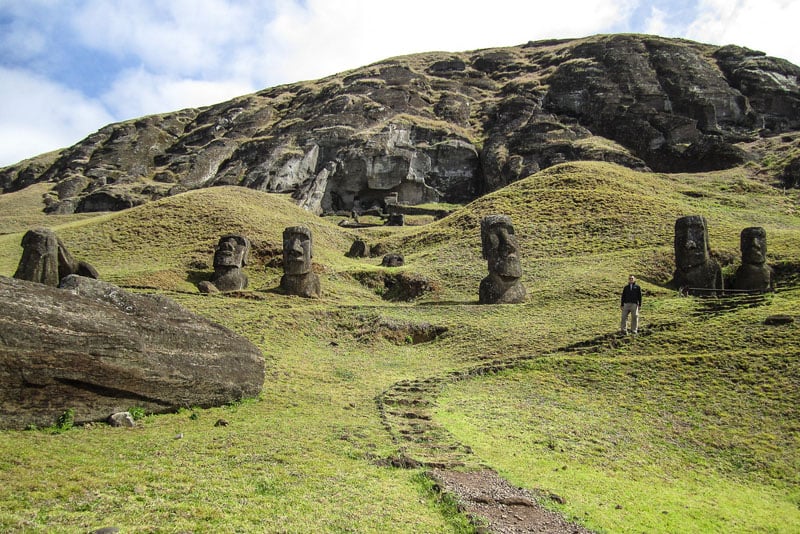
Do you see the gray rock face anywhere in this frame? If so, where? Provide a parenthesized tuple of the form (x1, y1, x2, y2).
(0, 275, 265, 430)
(2, 35, 799, 212)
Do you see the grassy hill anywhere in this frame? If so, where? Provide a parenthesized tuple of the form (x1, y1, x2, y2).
(0, 161, 798, 532)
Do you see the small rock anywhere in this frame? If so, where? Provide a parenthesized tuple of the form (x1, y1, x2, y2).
(197, 280, 219, 294)
(107, 412, 135, 428)
(765, 314, 794, 325)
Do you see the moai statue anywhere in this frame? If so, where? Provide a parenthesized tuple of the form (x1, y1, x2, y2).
(202, 234, 250, 292)
(346, 238, 368, 258)
(479, 215, 526, 304)
(14, 227, 98, 286)
(673, 215, 722, 294)
(734, 227, 772, 291)
(381, 253, 404, 267)
(280, 226, 321, 298)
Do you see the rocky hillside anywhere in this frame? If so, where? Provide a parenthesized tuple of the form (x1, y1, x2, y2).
(2, 33, 799, 215)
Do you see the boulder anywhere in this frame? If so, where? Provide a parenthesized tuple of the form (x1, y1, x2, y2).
(0, 275, 265, 430)
(108, 412, 136, 428)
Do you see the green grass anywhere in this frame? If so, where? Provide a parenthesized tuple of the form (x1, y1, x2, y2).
(436, 347, 800, 532)
(1, 161, 799, 532)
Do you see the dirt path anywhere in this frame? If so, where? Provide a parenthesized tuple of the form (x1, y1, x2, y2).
(429, 469, 594, 533)
(376, 329, 671, 532)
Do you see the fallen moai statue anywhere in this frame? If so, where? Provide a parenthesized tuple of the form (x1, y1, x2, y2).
(0, 275, 265, 430)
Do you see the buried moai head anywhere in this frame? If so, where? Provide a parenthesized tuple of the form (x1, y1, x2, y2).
(481, 215, 522, 278)
(673, 215, 722, 292)
(734, 227, 771, 291)
(740, 227, 767, 266)
(207, 234, 251, 292)
(214, 234, 250, 269)
(14, 227, 98, 286)
(381, 253, 405, 267)
(283, 226, 313, 275)
(674, 215, 711, 271)
(479, 215, 526, 304)
(14, 228, 60, 286)
(280, 225, 320, 298)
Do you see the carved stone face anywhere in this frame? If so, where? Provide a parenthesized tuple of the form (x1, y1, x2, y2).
(740, 227, 767, 265)
(675, 216, 710, 271)
(213, 235, 249, 269)
(283, 226, 313, 275)
(481, 215, 522, 278)
(13, 227, 61, 286)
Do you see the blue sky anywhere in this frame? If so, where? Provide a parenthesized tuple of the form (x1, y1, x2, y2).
(1, 0, 799, 167)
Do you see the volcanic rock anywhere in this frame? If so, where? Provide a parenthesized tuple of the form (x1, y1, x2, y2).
(2, 35, 799, 213)
(0, 275, 265, 430)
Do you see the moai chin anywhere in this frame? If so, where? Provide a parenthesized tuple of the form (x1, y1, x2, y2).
(734, 227, 771, 291)
(673, 215, 722, 294)
(478, 214, 526, 304)
(280, 225, 321, 298)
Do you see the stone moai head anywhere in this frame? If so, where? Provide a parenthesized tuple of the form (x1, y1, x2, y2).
(740, 227, 767, 265)
(213, 234, 250, 269)
(13, 228, 61, 286)
(481, 215, 522, 279)
(734, 227, 771, 291)
(283, 226, 313, 276)
(674, 215, 711, 271)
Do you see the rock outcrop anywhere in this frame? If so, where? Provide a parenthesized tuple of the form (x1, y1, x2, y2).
(0, 275, 265, 430)
(2, 35, 799, 214)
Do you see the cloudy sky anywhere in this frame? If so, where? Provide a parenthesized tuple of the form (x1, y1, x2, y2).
(1, 0, 799, 167)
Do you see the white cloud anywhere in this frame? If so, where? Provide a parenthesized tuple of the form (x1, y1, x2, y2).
(0, 68, 114, 167)
(686, 0, 800, 63)
(69, 0, 646, 123)
(100, 68, 256, 118)
(71, 0, 268, 76)
(643, 6, 670, 36)
(264, 0, 640, 84)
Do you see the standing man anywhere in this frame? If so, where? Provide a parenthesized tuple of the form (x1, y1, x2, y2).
(620, 274, 642, 335)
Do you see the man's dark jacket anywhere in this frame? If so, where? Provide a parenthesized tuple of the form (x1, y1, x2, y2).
(621, 283, 642, 307)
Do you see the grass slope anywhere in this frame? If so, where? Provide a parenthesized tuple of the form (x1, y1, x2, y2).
(1, 161, 799, 533)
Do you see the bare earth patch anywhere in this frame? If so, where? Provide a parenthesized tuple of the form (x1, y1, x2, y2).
(429, 469, 594, 534)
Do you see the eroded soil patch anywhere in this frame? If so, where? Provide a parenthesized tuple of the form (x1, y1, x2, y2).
(429, 469, 594, 534)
